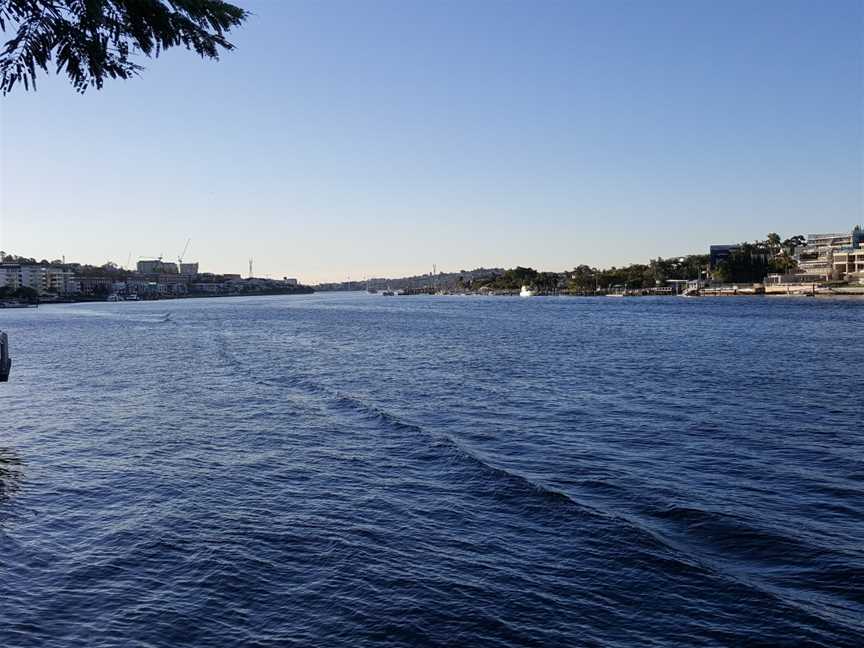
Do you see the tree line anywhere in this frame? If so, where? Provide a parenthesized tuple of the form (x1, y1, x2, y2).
(711, 234, 804, 283)
(462, 232, 805, 292)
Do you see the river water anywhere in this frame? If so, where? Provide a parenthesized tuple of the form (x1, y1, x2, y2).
(1, 293, 862, 647)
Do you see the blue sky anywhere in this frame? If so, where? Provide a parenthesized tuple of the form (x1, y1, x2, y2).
(1, 0, 861, 282)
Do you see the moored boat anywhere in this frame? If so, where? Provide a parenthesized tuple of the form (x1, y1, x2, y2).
(0, 300, 37, 308)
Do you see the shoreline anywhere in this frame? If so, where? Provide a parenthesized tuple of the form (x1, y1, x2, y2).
(5, 290, 863, 309)
(3, 288, 315, 308)
(321, 290, 864, 299)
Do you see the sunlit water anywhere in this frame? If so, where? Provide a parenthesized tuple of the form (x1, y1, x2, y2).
(1, 293, 862, 647)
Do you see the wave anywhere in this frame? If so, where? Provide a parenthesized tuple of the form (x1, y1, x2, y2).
(650, 505, 834, 565)
(321, 384, 864, 635)
(212, 334, 864, 638)
(226, 339, 608, 521)
(336, 395, 589, 507)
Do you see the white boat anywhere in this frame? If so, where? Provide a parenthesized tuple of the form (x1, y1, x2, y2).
(519, 285, 535, 297)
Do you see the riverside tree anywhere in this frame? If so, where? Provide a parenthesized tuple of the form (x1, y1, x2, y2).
(0, 0, 247, 94)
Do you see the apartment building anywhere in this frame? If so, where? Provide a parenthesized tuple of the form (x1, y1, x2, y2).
(795, 227, 864, 279)
(0, 264, 78, 295)
(831, 244, 864, 284)
(0, 264, 20, 290)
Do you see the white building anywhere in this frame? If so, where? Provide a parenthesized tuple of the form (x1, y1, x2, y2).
(0, 264, 77, 295)
(795, 227, 863, 279)
(831, 244, 864, 284)
(0, 264, 20, 290)
(45, 267, 78, 294)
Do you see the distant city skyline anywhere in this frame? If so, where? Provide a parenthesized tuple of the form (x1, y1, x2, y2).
(3, 226, 863, 285)
(2, 0, 861, 283)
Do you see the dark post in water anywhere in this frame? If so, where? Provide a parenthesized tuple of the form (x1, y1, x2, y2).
(0, 331, 11, 382)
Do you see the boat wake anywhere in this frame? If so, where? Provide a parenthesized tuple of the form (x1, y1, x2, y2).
(210, 333, 864, 640)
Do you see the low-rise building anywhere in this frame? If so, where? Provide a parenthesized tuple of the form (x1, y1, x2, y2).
(191, 282, 228, 293)
(831, 244, 864, 284)
(78, 277, 115, 295)
(709, 245, 739, 270)
(126, 278, 158, 296)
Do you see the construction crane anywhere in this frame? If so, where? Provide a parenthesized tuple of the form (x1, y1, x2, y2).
(178, 238, 191, 265)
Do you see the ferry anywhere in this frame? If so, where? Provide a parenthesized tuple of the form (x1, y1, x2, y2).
(519, 285, 535, 297)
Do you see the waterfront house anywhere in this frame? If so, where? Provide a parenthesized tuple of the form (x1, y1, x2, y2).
(830, 244, 864, 284)
(766, 226, 864, 289)
(795, 227, 863, 279)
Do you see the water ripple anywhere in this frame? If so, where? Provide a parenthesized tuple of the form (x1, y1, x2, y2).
(1, 295, 862, 647)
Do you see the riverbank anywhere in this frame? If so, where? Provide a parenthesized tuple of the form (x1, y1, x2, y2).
(363, 287, 864, 298)
(24, 287, 315, 306)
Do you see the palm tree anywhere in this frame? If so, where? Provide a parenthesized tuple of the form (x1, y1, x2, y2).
(766, 232, 782, 252)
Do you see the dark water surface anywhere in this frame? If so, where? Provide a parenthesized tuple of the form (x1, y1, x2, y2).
(1, 293, 862, 647)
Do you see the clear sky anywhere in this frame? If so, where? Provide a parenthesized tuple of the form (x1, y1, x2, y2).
(1, 0, 862, 283)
